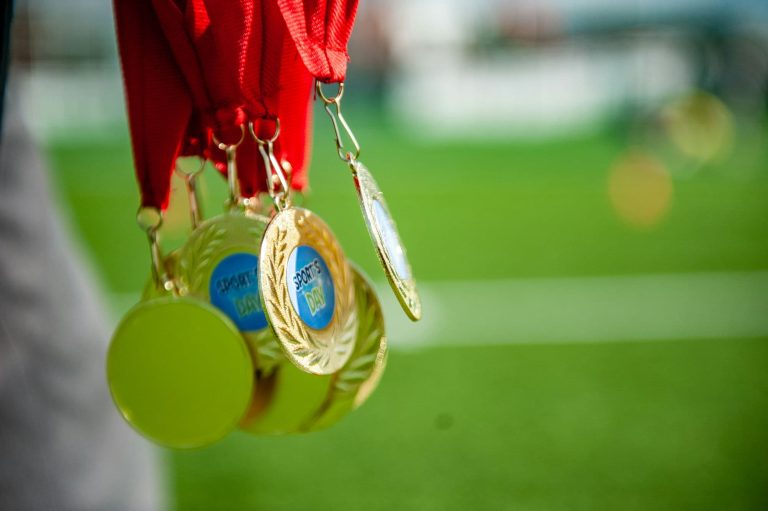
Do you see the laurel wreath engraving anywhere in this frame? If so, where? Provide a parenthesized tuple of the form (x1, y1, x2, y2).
(333, 281, 385, 396)
(262, 210, 357, 374)
(353, 337, 388, 409)
(179, 223, 227, 292)
(300, 271, 386, 430)
(175, 214, 288, 378)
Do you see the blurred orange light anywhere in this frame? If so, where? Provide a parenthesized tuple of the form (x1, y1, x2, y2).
(608, 150, 673, 229)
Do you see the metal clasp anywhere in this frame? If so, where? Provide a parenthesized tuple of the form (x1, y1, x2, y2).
(136, 206, 174, 293)
(174, 157, 206, 229)
(316, 81, 361, 166)
(248, 119, 291, 211)
(211, 125, 246, 210)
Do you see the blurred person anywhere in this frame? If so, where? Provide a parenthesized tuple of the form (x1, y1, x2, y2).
(0, 4, 163, 510)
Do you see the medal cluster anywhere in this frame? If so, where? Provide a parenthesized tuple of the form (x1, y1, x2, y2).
(108, 95, 416, 448)
(108, 0, 419, 449)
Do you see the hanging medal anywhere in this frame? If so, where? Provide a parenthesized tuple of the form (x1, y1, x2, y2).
(256, 121, 358, 376)
(156, 0, 348, 429)
(109, 0, 261, 448)
(237, 2, 348, 432)
(317, 85, 421, 320)
(145, 0, 288, 376)
(175, 127, 284, 375)
(108, 208, 254, 449)
(110, 0, 257, 448)
(277, 0, 422, 321)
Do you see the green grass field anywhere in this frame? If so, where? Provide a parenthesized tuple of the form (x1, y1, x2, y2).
(46, 109, 768, 510)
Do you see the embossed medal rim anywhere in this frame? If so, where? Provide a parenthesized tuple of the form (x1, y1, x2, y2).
(353, 163, 422, 321)
(302, 266, 388, 431)
(258, 207, 357, 375)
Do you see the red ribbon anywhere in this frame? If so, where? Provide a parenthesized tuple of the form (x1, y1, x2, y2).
(276, 0, 359, 83)
(113, 0, 192, 210)
(114, 0, 357, 209)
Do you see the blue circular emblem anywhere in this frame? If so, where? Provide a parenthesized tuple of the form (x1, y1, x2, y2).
(209, 253, 268, 331)
(286, 245, 335, 330)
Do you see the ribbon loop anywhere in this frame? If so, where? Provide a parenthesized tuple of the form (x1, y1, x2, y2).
(276, 0, 359, 83)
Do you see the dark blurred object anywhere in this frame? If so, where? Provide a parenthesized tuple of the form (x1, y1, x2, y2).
(0, 0, 12, 133)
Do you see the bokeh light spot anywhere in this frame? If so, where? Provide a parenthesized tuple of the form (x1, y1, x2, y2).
(608, 150, 673, 229)
(661, 91, 734, 164)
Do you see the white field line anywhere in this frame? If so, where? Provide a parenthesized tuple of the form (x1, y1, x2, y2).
(109, 271, 768, 349)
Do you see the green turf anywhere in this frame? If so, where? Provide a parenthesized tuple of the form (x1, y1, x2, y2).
(171, 339, 768, 511)
(45, 111, 768, 510)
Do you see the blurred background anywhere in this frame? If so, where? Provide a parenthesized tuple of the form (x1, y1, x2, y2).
(9, 0, 768, 509)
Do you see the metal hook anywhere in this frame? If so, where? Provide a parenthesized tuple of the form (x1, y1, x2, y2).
(248, 117, 281, 143)
(249, 119, 291, 211)
(175, 158, 206, 229)
(211, 125, 246, 209)
(136, 206, 174, 292)
(316, 81, 345, 104)
(316, 81, 361, 164)
(211, 124, 246, 151)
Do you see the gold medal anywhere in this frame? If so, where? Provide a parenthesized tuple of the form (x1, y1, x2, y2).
(176, 128, 283, 375)
(108, 297, 253, 448)
(304, 266, 387, 431)
(259, 207, 357, 375)
(250, 120, 357, 376)
(352, 162, 421, 320)
(108, 208, 254, 449)
(177, 211, 283, 374)
(316, 82, 422, 321)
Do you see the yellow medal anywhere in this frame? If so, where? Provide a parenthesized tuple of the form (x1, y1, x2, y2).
(177, 130, 283, 375)
(316, 82, 422, 320)
(352, 162, 421, 320)
(108, 297, 253, 448)
(177, 211, 283, 374)
(259, 207, 357, 375)
(107, 208, 253, 449)
(251, 121, 358, 376)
